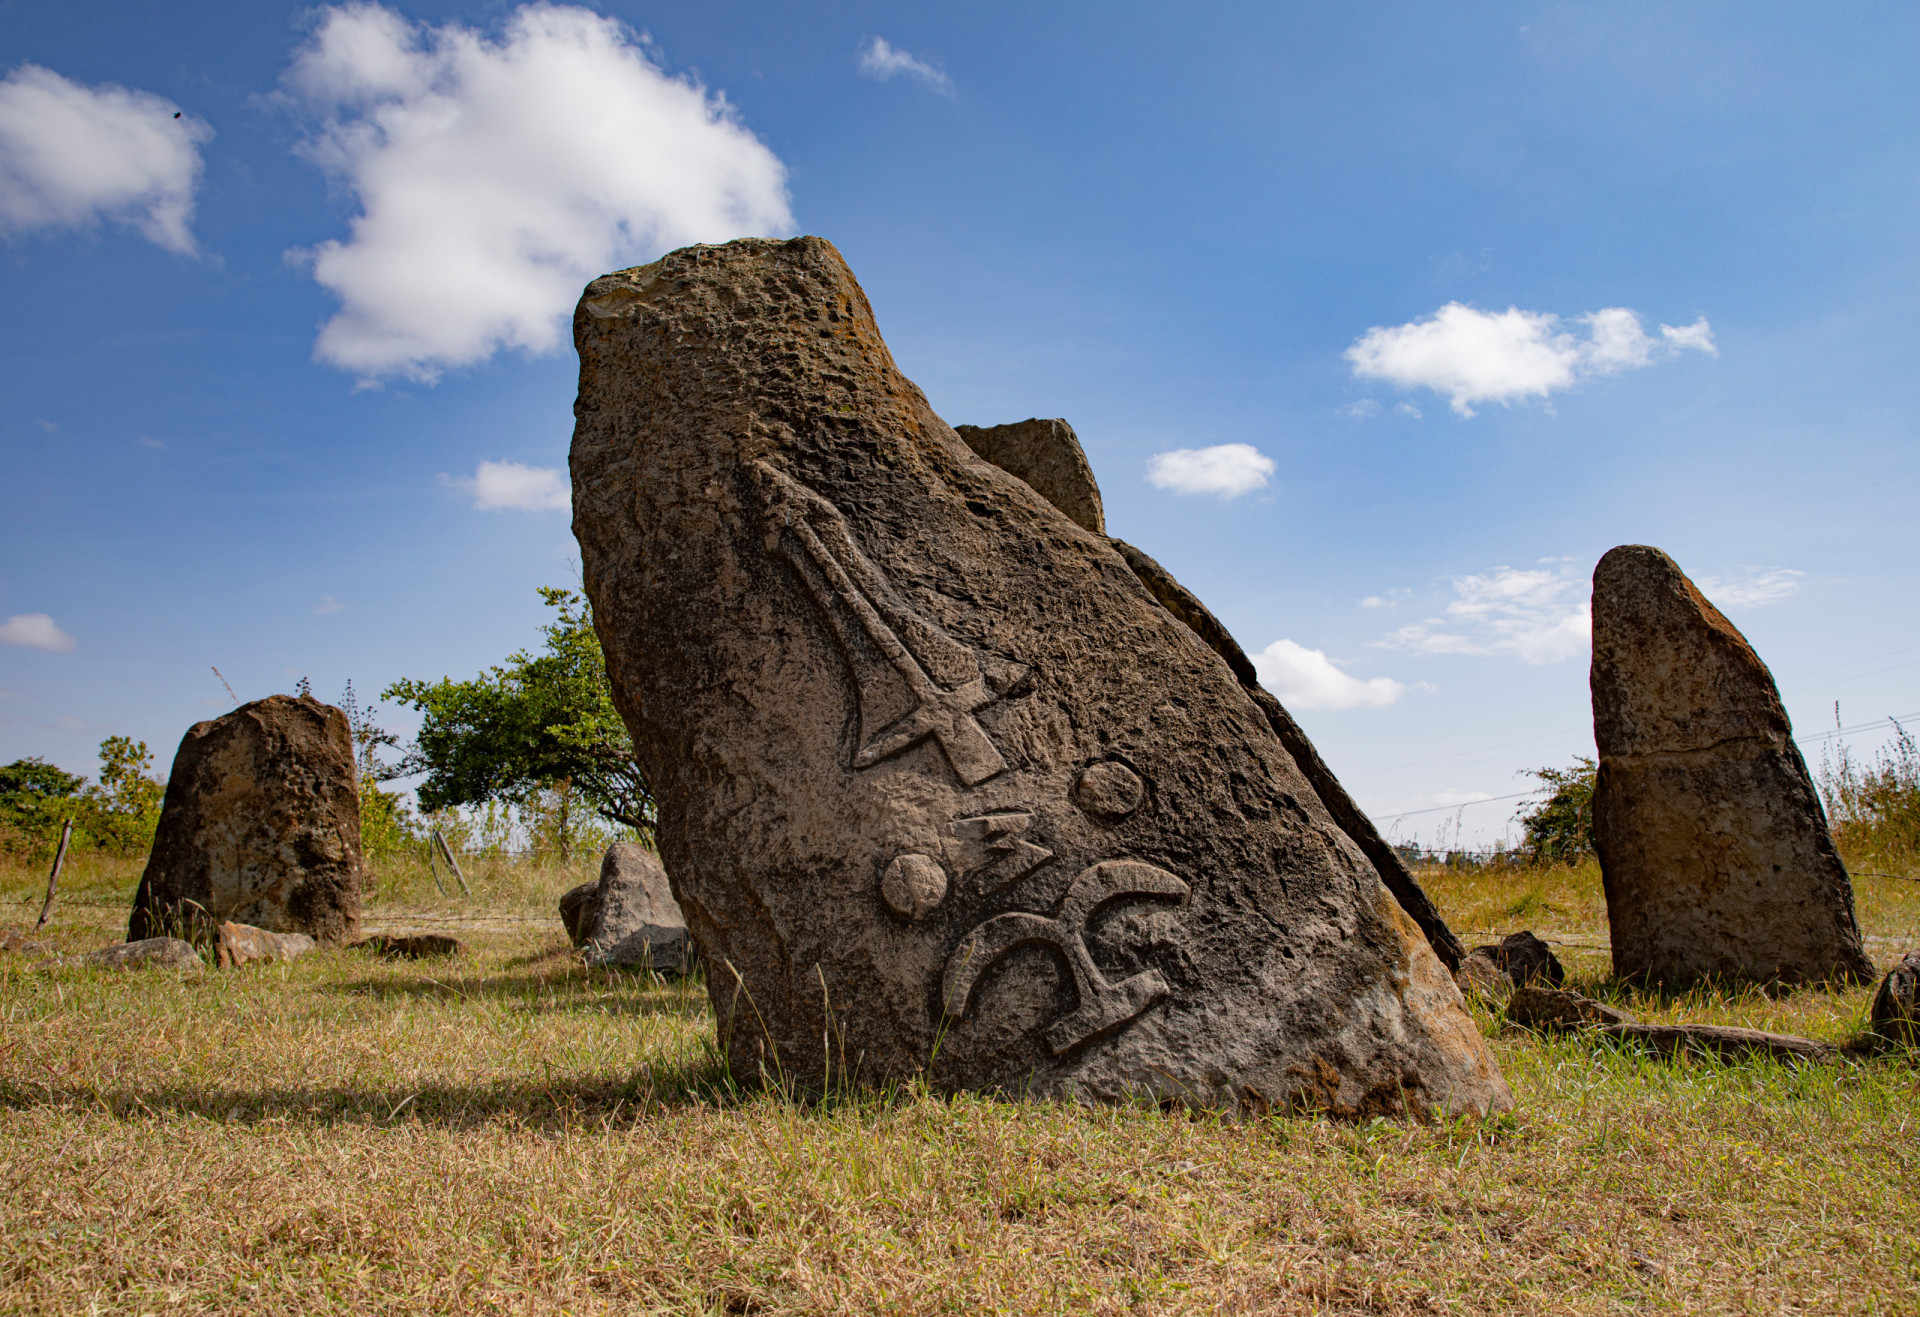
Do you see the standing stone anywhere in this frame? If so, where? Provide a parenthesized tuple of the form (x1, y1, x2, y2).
(129, 695, 366, 944)
(1869, 950, 1920, 1045)
(570, 236, 1509, 1113)
(953, 420, 1106, 536)
(1591, 546, 1873, 985)
(579, 842, 692, 972)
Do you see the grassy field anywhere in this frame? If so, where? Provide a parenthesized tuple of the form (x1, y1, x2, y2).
(1, 851, 1916, 1314)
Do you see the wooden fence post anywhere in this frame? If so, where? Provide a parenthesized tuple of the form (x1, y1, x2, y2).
(34, 818, 73, 932)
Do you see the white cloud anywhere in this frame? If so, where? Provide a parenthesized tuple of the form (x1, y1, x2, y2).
(314, 594, 346, 615)
(448, 459, 570, 511)
(1380, 561, 1591, 665)
(1146, 443, 1275, 498)
(1360, 588, 1410, 610)
(0, 64, 211, 254)
(138, 435, 165, 450)
(1344, 303, 1716, 416)
(0, 612, 76, 652)
(1395, 402, 1422, 418)
(1696, 567, 1802, 609)
(1339, 400, 1380, 420)
(283, 3, 793, 380)
(1254, 639, 1405, 711)
(857, 37, 952, 92)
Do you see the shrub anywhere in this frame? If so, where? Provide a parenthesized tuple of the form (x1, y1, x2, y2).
(1513, 756, 1596, 866)
(1819, 720, 1920, 873)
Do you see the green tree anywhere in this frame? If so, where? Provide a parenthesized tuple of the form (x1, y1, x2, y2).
(84, 736, 165, 853)
(1513, 756, 1597, 866)
(0, 739, 164, 857)
(336, 679, 419, 859)
(384, 588, 653, 844)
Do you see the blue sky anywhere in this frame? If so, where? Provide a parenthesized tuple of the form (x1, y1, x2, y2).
(4, 1, 1918, 846)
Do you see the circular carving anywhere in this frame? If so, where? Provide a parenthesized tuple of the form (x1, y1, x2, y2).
(1074, 761, 1146, 820)
(880, 853, 948, 920)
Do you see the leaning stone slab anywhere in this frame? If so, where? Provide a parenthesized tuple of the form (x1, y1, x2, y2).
(130, 694, 366, 944)
(1869, 949, 1920, 1045)
(953, 419, 1106, 535)
(1507, 986, 1639, 1029)
(558, 880, 600, 947)
(215, 921, 316, 967)
(568, 236, 1509, 1113)
(580, 843, 692, 972)
(1591, 546, 1873, 985)
(86, 938, 203, 971)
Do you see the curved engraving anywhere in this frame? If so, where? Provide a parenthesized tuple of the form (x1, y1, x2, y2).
(941, 859, 1189, 1054)
(752, 461, 1023, 787)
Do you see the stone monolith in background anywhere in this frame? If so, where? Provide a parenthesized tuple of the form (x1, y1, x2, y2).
(573, 842, 693, 972)
(1591, 545, 1873, 985)
(570, 236, 1509, 1114)
(129, 694, 365, 943)
(958, 415, 1464, 971)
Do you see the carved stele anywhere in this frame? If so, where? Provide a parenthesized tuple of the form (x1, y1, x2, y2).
(570, 236, 1510, 1114)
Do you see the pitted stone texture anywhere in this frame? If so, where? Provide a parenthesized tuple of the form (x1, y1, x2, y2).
(569, 236, 1509, 1113)
(215, 921, 316, 967)
(129, 695, 365, 944)
(1073, 762, 1145, 820)
(582, 843, 693, 972)
(1591, 546, 1873, 985)
(87, 937, 203, 971)
(953, 419, 1106, 536)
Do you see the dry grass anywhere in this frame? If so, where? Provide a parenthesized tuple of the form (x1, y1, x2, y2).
(1, 852, 1916, 1314)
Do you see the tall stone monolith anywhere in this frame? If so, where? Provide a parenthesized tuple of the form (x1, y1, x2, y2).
(570, 236, 1509, 1114)
(1591, 545, 1873, 985)
(129, 694, 365, 943)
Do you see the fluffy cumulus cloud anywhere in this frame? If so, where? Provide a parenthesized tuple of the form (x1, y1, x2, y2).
(284, 3, 793, 380)
(1380, 562, 1591, 665)
(1345, 303, 1716, 416)
(1696, 567, 1804, 609)
(1253, 640, 1405, 711)
(1146, 443, 1274, 498)
(0, 65, 212, 254)
(448, 459, 570, 511)
(857, 37, 952, 92)
(0, 612, 76, 652)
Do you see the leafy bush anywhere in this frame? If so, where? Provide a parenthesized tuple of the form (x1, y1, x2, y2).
(1513, 756, 1596, 866)
(0, 737, 164, 859)
(1819, 720, 1920, 874)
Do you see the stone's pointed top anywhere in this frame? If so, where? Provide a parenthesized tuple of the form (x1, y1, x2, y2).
(954, 418, 1106, 536)
(1592, 544, 1788, 757)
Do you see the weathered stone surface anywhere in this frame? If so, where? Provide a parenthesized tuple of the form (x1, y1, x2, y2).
(953, 419, 1106, 536)
(1591, 546, 1873, 985)
(558, 880, 599, 947)
(353, 933, 464, 959)
(1108, 538, 1466, 971)
(1507, 986, 1638, 1029)
(130, 695, 365, 944)
(86, 937, 203, 971)
(581, 843, 692, 972)
(569, 236, 1509, 1113)
(1467, 931, 1563, 988)
(215, 921, 316, 967)
(1600, 1022, 1834, 1064)
(1869, 949, 1920, 1045)
(1454, 949, 1512, 1002)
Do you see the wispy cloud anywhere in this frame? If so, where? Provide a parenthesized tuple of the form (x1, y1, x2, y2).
(0, 612, 76, 652)
(138, 435, 165, 450)
(1146, 443, 1274, 498)
(1697, 567, 1803, 609)
(1345, 303, 1716, 416)
(857, 37, 952, 93)
(446, 459, 570, 511)
(313, 594, 346, 615)
(0, 64, 212, 254)
(282, 3, 792, 381)
(1255, 640, 1405, 710)
(1378, 561, 1590, 665)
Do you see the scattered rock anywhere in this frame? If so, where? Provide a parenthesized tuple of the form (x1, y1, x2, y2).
(353, 933, 464, 959)
(1465, 930, 1564, 987)
(1108, 537, 1466, 971)
(129, 694, 366, 945)
(568, 236, 1510, 1112)
(1507, 985, 1639, 1029)
(1600, 1022, 1834, 1064)
(558, 880, 599, 947)
(0, 929, 56, 957)
(579, 843, 692, 973)
(1869, 949, 1920, 1045)
(215, 921, 316, 967)
(1591, 546, 1874, 986)
(85, 938, 203, 971)
(1454, 949, 1513, 1002)
(953, 418, 1107, 535)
